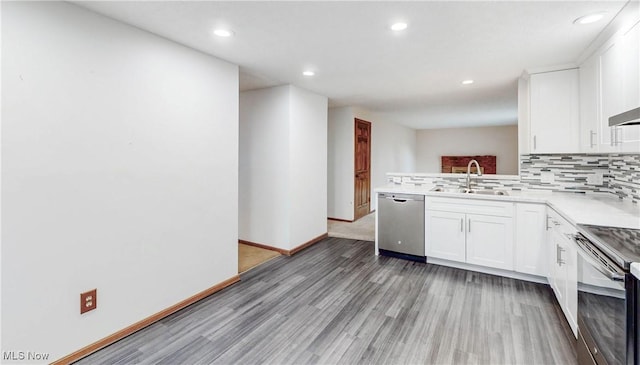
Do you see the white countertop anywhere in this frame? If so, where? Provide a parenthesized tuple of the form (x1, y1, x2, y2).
(377, 184, 640, 279)
(376, 184, 640, 229)
(632, 263, 640, 279)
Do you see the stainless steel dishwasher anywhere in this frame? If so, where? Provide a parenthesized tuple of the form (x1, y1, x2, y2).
(378, 193, 425, 263)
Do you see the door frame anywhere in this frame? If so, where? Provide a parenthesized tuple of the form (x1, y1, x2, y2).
(354, 118, 372, 221)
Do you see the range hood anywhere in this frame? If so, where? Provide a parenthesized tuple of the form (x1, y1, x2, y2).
(609, 107, 640, 126)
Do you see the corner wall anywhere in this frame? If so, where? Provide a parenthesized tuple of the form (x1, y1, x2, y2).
(239, 86, 291, 247)
(239, 85, 328, 250)
(289, 87, 328, 246)
(327, 107, 355, 221)
(2, 2, 239, 361)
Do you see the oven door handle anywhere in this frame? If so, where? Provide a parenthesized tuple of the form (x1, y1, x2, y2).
(573, 234, 625, 282)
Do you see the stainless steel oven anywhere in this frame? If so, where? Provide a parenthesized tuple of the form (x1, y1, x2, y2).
(574, 225, 640, 365)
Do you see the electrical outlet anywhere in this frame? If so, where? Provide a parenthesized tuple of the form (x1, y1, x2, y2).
(80, 289, 97, 314)
(541, 172, 555, 183)
(587, 171, 604, 185)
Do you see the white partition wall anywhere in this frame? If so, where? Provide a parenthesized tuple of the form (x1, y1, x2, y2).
(239, 85, 328, 251)
(2, 1, 239, 361)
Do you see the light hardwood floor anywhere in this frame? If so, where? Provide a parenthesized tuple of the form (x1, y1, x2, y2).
(75, 238, 576, 365)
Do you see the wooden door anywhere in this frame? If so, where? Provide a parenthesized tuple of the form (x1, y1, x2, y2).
(354, 119, 371, 220)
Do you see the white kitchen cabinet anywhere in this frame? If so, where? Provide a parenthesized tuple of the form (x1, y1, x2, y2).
(547, 208, 578, 337)
(425, 210, 466, 263)
(619, 20, 640, 152)
(596, 19, 640, 152)
(529, 69, 580, 153)
(515, 203, 547, 276)
(425, 197, 515, 271)
(579, 55, 600, 152)
(466, 214, 514, 270)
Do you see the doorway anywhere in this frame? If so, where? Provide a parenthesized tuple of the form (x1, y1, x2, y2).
(354, 118, 371, 221)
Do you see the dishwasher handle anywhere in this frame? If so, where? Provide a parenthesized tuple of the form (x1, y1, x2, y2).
(380, 193, 424, 203)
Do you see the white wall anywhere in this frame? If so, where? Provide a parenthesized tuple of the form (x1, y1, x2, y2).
(2, 2, 239, 362)
(289, 87, 328, 246)
(327, 107, 355, 220)
(364, 111, 418, 211)
(416, 125, 519, 174)
(239, 85, 328, 250)
(327, 107, 417, 216)
(239, 86, 291, 247)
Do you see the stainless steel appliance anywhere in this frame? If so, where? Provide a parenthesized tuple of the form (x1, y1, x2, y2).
(609, 107, 640, 126)
(378, 193, 425, 263)
(574, 224, 640, 365)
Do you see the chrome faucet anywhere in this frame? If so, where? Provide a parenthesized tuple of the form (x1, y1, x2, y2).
(466, 159, 482, 190)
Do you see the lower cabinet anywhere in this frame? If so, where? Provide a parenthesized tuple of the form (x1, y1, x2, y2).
(547, 208, 578, 337)
(425, 198, 515, 270)
(515, 203, 547, 276)
(466, 214, 514, 270)
(425, 210, 466, 263)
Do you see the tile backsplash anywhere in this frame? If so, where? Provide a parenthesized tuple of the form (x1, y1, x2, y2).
(386, 153, 640, 204)
(608, 154, 640, 203)
(519, 154, 610, 194)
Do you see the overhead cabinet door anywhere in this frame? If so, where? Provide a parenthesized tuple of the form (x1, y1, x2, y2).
(530, 69, 580, 153)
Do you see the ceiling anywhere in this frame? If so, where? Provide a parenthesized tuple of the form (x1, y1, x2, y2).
(74, 1, 627, 129)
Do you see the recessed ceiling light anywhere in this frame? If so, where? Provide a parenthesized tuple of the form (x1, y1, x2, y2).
(390, 22, 408, 31)
(213, 28, 234, 37)
(303, 71, 315, 76)
(462, 80, 474, 85)
(573, 12, 606, 25)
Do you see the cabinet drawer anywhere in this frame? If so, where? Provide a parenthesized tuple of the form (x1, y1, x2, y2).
(425, 197, 514, 217)
(546, 207, 576, 235)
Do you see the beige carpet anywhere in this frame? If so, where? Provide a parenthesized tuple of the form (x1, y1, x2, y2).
(238, 243, 281, 273)
(328, 212, 375, 241)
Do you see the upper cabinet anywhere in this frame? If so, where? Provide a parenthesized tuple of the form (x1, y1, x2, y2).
(579, 19, 640, 153)
(520, 68, 580, 154)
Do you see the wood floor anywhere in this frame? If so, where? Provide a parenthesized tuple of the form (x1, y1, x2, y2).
(238, 243, 280, 273)
(75, 238, 577, 365)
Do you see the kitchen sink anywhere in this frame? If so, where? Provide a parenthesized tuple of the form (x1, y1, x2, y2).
(468, 189, 509, 196)
(430, 187, 509, 196)
(430, 187, 470, 193)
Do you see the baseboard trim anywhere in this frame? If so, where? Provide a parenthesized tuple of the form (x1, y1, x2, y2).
(288, 233, 328, 256)
(52, 275, 241, 365)
(427, 257, 548, 285)
(239, 233, 329, 257)
(328, 217, 354, 223)
(238, 240, 289, 255)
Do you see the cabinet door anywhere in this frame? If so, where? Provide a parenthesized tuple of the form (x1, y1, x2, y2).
(619, 21, 640, 152)
(466, 214, 514, 270)
(530, 69, 580, 153)
(579, 55, 600, 152)
(549, 229, 566, 310)
(563, 235, 578, 337)
(515, 204, 547, 276)
(600, 40, 624, 151)
(425, 210, 466, 263)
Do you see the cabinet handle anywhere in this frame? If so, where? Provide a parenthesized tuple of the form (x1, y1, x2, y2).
(611, 128, 615, 147)
(615, 127, 623, 146)
(590, 130, 596, 148)
(533, 135, 537, 150)
(556, 244, 566, 266)
(460, 218, 463, 232)
(468, 219, 471, 233)
(546, 215, 551, 230)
